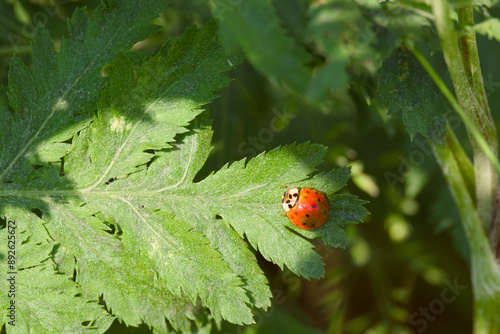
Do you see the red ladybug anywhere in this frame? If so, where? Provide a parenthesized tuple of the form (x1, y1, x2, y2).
(281, 187, 329, 230)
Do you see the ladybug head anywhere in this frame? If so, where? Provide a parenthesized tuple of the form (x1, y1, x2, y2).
(281, 187, 299, 212)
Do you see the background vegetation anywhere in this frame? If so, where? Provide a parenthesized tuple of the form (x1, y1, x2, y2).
(2, 0, 500, 333)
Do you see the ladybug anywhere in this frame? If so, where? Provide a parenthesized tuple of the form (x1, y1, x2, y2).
(281, 187, 329, 230)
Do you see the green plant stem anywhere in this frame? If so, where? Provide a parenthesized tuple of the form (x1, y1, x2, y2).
(490, 192, 500, 260)
(456, 5, 500, 261)
(432, 0, 498, 231)
(412, 45, 500, 260)
(457, 6, 491, 116)
(411, 47, 500, 178)
(457, 6, 500, 248)
(446, 124, 475, 198)
(433, 134, 500, 334)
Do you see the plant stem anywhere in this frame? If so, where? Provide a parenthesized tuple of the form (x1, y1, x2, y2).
(411, 47, 500, 178)
(490, 192, 500, 260)
(457, 5, 500, 260)
(457, 6, 491, 117)
(446, 124, 475, 198)
(457, 5, 500, 242)
(433, 135, 500, 334)
(432, 0, 498, 231)
(423, 0, 500, 331)
(413, 44, 500, 262)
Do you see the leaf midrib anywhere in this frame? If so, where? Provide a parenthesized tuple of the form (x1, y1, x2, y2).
(0, 189, 271, 201)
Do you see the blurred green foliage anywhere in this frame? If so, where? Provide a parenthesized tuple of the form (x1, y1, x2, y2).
(3, 0, 499, 333)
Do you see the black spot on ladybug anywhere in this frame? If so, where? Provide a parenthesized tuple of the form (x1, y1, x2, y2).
(306, 214, 310, 217)
(306, 190, 310, 193)
(302, 223, 306, 226)
(315, 191, 318, 194)
(312, 223, 316, 227)
(311, 205, 316, 209)
(318, 198, 321, 202)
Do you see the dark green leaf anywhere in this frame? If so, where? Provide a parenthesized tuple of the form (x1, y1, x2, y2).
(377, 49, 451, 143)
(212, 0, 311, 93)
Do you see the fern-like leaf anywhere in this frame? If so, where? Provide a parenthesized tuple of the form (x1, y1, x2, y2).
(0, 2, 367, 332)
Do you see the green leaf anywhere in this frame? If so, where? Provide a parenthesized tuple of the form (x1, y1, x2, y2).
(0, 208, 115, 333)
(0, 3, 367, 332)
(305, 1, 353, 101)
(0, 0, 168, 184)
(467, 18, 500, 42)
(44, 197, 218, 332)
(176, 142, 364, 279)
(377, 49, 451, 143)
(212, 0, 311, 93)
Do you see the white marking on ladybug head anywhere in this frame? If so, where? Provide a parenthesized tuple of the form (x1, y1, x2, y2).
(282, 187, 299, 212)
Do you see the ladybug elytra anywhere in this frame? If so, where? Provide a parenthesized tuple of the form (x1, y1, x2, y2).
(281, 187, 329, 230)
